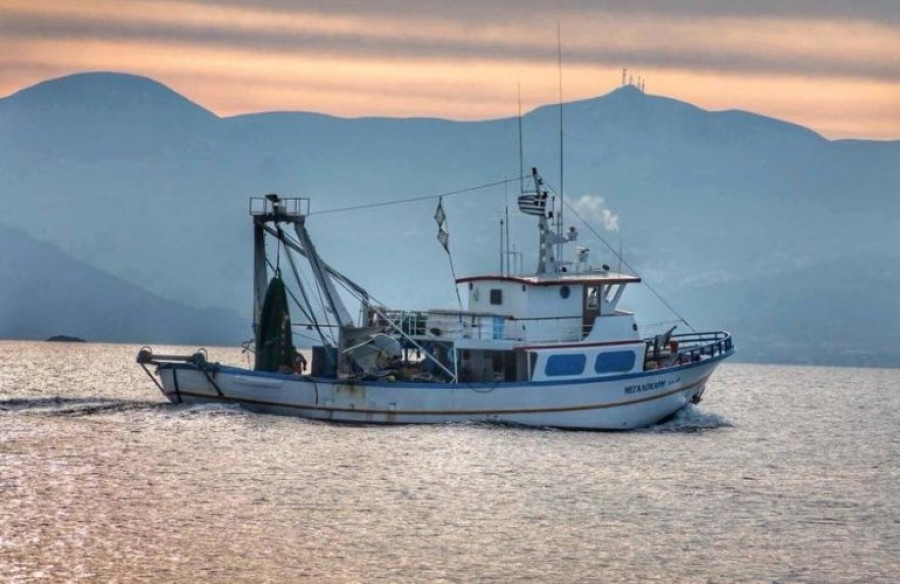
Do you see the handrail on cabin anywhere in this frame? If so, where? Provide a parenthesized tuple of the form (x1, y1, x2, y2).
(643, 331, 732, 368)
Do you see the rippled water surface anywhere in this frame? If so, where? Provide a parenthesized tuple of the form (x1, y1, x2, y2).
(1, 340, 898, 582)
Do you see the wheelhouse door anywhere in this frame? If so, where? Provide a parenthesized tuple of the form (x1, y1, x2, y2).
(582, 285, 601, 338)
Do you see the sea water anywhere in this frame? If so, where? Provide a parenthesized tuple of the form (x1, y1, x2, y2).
(1, 340, 898, 583)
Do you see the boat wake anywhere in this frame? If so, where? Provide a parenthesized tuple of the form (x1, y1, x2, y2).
(0, 396, 170, 416)
(643, 404, 733, 433)
(0, 397, 245, 418)
(169, 402, 248, 417)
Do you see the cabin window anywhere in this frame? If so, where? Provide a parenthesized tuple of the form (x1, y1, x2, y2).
(605, 284, 621, 302)
(594, 351, 636, 374)
(490, 289, 503, 305)
(545, 354, 586, 377)
(559, 285, 570, 299)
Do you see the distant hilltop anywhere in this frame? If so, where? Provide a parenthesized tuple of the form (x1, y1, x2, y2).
(2, 71, 216, 119)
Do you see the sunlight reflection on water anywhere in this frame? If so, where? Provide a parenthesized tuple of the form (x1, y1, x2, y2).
(1, 341, 898, 582)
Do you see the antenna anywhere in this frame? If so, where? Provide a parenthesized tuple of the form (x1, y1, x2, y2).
(557, 24, 565, 267)
(502, 176, 511, 275)
(517, 84, 524, 195)
(499, 218, 504, 274)
(505, 192, 511, 275)
(622, 68, 626, 86)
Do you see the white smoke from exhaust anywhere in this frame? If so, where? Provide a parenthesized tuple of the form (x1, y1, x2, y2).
(572, 194, 619, 232)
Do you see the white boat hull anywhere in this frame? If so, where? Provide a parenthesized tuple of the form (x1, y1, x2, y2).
(155, 356, 727, 430)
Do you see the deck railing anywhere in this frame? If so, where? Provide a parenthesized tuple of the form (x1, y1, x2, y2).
(644, 331, 733, 368)
(372, 310, 733, 359)
(372, 310, 586, 344)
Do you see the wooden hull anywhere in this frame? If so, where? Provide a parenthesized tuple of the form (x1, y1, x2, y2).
(156, 354, 729, 430)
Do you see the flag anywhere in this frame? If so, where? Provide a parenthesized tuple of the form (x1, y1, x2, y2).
(434, 198, 446, 227)
(435, 197, 449, 252)
(517, 191, 548, 216)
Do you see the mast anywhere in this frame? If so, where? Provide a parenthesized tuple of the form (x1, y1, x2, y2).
(499, 219, 504, 274)
(250, 195, 356, 339)
(252, 207, 269, 337)
(557, 24, 565, 268)
(517, 167, 554, 274)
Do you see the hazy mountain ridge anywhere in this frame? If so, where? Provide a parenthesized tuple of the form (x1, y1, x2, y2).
(0, 224, 246, 345)
(1, 72, 898, 366)
(1, 72, 219, 161)
(660, 254, 900, 368)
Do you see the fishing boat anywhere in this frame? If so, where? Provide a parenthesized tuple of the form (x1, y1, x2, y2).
(137, 169, 733, 430)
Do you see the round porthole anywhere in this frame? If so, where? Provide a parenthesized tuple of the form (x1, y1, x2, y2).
(559, 285, 570, 299)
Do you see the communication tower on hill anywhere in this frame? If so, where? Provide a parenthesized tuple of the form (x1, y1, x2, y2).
(620, 68, 646, 93)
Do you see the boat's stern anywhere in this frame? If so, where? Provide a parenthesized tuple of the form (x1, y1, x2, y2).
(136, 347, 222, 404)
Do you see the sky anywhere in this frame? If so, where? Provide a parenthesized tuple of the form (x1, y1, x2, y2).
(1, 0, 899, 139)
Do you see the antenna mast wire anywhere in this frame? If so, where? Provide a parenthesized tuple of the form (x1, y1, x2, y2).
(309, 176, 523, 216)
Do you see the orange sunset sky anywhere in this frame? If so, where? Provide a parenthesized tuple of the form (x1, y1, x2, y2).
(2, 0, 899, 139)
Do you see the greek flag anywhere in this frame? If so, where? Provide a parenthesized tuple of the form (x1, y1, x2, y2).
(435, 197, 449, 253)
(518, 191, 548, 216)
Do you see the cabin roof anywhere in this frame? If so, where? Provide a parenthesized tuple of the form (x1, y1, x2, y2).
(456, 273, 641, 287)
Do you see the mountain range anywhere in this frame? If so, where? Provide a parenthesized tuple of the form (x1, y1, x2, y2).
(0, 224, 246, 345)
(1, 72, 898, 365)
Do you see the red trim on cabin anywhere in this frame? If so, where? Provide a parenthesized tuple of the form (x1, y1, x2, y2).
(456, 274, 641, 287)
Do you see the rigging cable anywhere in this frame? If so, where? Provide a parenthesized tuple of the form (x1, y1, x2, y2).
(544, 182, 698, 334)
(283, 232, 339, 347)
(272, 229, 334, 347)
(305, 176, 523, 318)
(266, 256, 312, 325)
(277, 229, 345, 346)
(299, 240, 337, 344)
(308, 176, 524, 216)
(265, 254, 316, 330)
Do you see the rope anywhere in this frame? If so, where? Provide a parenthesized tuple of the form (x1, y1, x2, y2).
(308, 176, 524, 216)
(265, 256, 314, 326)
(275, 231, 282, 271)
(277, 238, 336, 347)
